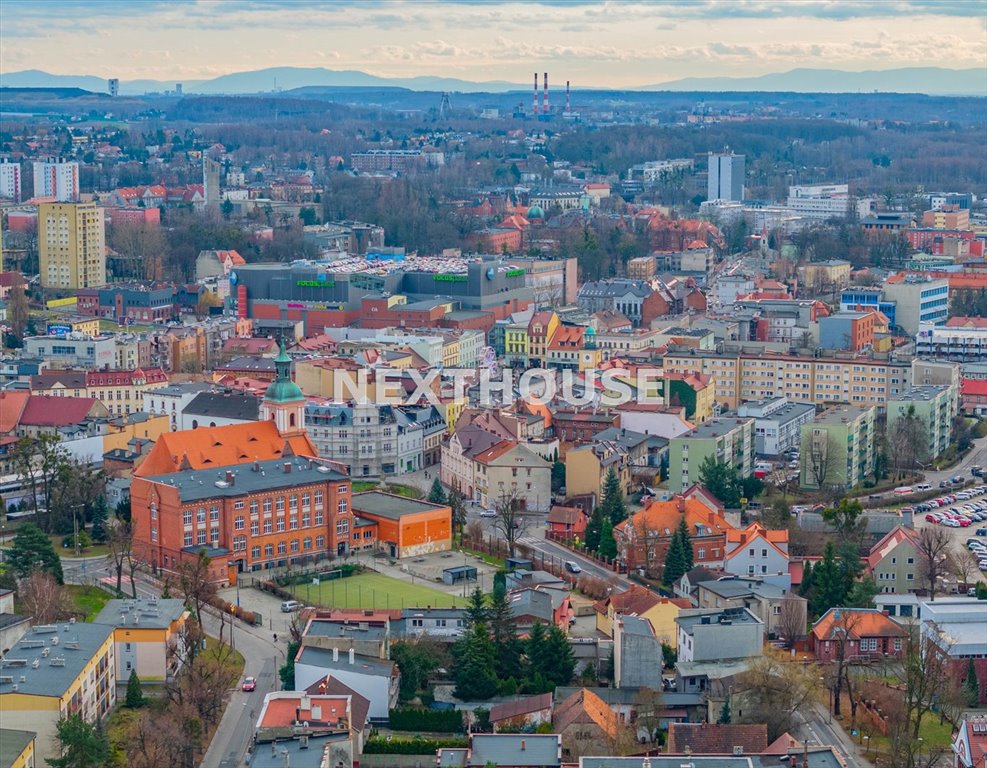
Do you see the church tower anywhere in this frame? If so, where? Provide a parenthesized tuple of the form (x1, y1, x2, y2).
(260, 338, 306, 436)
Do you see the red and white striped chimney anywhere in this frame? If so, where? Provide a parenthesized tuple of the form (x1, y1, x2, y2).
(533, 72, 539, 115)
(566, 80, 570, 112)
(542, 72, 549, 113)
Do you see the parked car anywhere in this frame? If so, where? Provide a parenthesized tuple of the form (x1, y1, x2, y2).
(479, 509, 497, 518)
(952, 475, 966, 484)
(917, 483, 932, 491)
(564, 560, 583, 574)
(242, 677, 257, 692)
(280, 600, 302, 613)
(975, 528, 987, 536)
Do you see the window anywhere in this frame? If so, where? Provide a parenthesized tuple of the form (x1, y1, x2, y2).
(197, 508, 206, 523)
(277, 541, 286, 555)
(290, 539, 299, 553)
(251, 546, 261, 559)
(315, 510, 324, 525)
(315, 491, 324, 508)
(210, 506, 220, 521)
(303, 537, 312, 551)
(336, 519, 349, 536)
(338, 499, 348, 515)
(276, 497, 285, 513)
(748, 565, 756, 575)
(264, 544, 274, 557)
(761, 548, 768, 558)
(749, 548, 755, 557)
(250, 521, 259, 537)
(234, 500, 245, 510)
(289, 515, 298, 530)
(197, 530, 206, 545)
(183, 509, 193, 526)
(289, 495, 298, 511)
(234, 516, 244, 530)
(277, 518, 286, 533)
(302, 493, 311, 509)
(210, 529, 220, 545)
(263, 519, 273, 534)
(697, 548, 705, 559)
(772, 605, 781, 615)
(250, 500, 259, 516)
(263, 498, 272, 515)
(316, 535, 325, 549)
(184, 532, 193, 547)
(411, 619, 423, 628)
(893, 638, 902, 651)
(302, 511, 311, 528)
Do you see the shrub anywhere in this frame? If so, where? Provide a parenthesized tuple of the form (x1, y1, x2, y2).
(388, 708, 464, 733)
(363, 737, 468, 754)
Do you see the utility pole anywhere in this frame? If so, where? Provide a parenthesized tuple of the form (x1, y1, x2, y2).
(73, 505, 81, 557)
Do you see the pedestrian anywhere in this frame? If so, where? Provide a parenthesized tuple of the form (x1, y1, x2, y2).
(273, 633, 278, 643)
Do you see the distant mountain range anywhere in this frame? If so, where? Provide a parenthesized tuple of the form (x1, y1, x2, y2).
(2, 66, 984, 97)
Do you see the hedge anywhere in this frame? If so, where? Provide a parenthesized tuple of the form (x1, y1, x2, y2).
(207, 594, 259, 626)
(363, 737, 468, 754)
(388, 708, 465, 733)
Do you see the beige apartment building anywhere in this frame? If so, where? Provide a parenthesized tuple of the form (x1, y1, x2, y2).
(39, 202, 106, 289)
(663, 349, 913, 411)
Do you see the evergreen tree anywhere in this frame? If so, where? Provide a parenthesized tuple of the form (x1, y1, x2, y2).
(125, 670, 145, 708)
(489, 585, 522, 681)
(452, 624, 498, 700)
(524, 622, 553, 693)
(585, 507, 605, 551)
(46, 715, 111, 768)
(7, 524, 63, 583)
(809, 541, 846, 616)
(465, 586, 487, 627)
(543, 625, 576, 688)
(662, 526, 688, 585)
(600, 467, 627, 525)
(698, 455, 741, 508)
(598, 518, 617, 560)
(965, 657, 980, 707)
(90, 496, 109, 544)
(798, 560, 814, 598)
(718, 698, 732, 724)
(676, 516, 694, 571)
(428, 478, 447, 505)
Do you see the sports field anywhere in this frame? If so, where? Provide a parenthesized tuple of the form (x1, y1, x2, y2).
(286, 572, 464, 610)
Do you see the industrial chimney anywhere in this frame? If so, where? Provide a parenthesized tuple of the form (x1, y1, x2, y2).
(542, 72, 549, 113)
(533, 72, 539, 115)
(566, 80, 571, 113)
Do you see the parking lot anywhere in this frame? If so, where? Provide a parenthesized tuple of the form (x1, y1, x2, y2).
(907, 471, 987, 579)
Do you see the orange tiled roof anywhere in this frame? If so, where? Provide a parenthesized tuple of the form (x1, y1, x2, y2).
(553, 688, 618, 737)
(258, 694, 351, 728)
(0, 391, 30, 434)
(617, 497, 736, 539)
(725, 523, 790, 559)
(472, 438, 518, 465)
(134, 421, 317, 477)
(811, 608, 908, 641)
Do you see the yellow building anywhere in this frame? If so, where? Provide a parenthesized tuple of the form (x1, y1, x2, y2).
(565, 443, 632, 505)
(526, 311, 560, 367)
(663, 349, 912, 411)
(30, 368, 169, 418)
(102, 412, 171, 453)
(92, 597, 189, 682)
(0, 623, 115, 761)
(595, 588, 690, 648)
(38, 202, 106, 289)
(0, 728, 36, 768)
(798, 259, 852, 290)
(504, 323, 529, 364)
(441, 336, 461, 369)
(43, 314, 100, 337)
(440, 395, 468, 434)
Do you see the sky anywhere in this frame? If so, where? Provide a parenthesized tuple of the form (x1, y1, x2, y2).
(2, 0, 986, 87)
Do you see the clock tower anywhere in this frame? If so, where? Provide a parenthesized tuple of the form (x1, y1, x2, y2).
(260, 338, 306, 437)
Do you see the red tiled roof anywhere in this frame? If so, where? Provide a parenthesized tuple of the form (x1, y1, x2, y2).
(19, 395, 103, 427)
(489, 692, 553, 722)
(472, 438, 518, 465)
(259, 694, 351, 728)
(667, 723, 768, 754)
(303, 675, 370, 729)
(811, 608, 908, 641)
(962, 379, 987, 397)
(946, 316, 987, 329)
(616, 498, 735, 539)
(553, 689, 618, 737)
(547, 506, 585, 525)
(0, 391, 30, 434)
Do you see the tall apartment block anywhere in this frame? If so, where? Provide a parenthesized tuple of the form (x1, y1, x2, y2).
(39, 202, 106, 289)
(0, 160, 22, 202)
(33, 160, 80, 202)
(707, 151, 745, 202)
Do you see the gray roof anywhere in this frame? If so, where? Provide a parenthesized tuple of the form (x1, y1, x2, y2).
(401, 607, 466, 620)
(0, 622, 114, 697)
(350, 491, 446, 520)
(696, 579, 788, 601)
(295, 646, 396, 678)
(676, 608, 763, 634)
(184, 391, 261, 421)
(0, 729, 36, 766)
(509, 589, 554, 623)
(889, 385, 951, 402)
(580, 755, 843, 768)
(143, 457, 347, 503)
(674, 658, 754, 680)
(579, 279, 651, 300)
(93, 597, 188, 630)
(618, 615, 655, 636)
(306, 621, 387, 643)
(469, 734, 561, 767)
(247, 734, 347, 768)
(0, 613, 30, 632)
(679, 417, 753, 440)
(147, 382, 216, 396)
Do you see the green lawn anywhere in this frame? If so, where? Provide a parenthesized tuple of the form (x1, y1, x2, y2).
(287, 572, 464, 610)
(351, 481, 423, 499)
(64, 584, 112, 620)
(51, 533, 111, 559)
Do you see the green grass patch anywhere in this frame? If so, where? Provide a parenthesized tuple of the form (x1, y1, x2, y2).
(287, 572, 464, 610)
(865, 712, 955, 758)
(52, 533, 111, 559)
(64, 584, 112, 621)
(352, 481, 380, 492)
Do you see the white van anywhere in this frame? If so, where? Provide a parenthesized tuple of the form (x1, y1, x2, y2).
(281, 600, 302, 613)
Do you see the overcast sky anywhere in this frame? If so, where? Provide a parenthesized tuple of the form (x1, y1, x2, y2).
(3, 0, 985, 86)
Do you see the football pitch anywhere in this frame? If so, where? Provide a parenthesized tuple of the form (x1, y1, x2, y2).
(287, 572, 465, 610)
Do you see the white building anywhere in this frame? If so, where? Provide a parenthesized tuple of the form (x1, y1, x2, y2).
(0, 160, 21, 202)
(144, 382, 219, 431)
(293, 647, 398, 720)
(33, 160, 80, 202)
(787, 184, 874, 222)
(736, 398, 816, 456)
(916, 320, 987, 362)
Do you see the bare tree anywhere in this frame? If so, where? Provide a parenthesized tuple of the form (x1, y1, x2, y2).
(175, 549, 218, 622)
(19, 568, 69, 623)
(737, 649, 817, 742)
(493, 486, 526, 558)
(166, 618, 238, 727)
(950, 547, 982, 591)
(887, 405, 928, 480)
(107, 520, 134, 595)
(805, 432, 842, 491)
(777, 595, 807, 649)
(633, 513, 663, 579)
(823, 609, 864, 719)
(915, 526, 953, 601)
(633, 687, 664, 744)
(900, 624, 953, 740)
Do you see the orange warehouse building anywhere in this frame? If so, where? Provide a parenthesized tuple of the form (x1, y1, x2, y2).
(351, 491, 452, 559)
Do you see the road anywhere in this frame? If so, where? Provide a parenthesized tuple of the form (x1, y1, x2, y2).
(797, 701, 868, 768)
(517, 531, 631, 593)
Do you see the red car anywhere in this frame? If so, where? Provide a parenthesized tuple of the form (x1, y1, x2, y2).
(241, 676, 256, 692)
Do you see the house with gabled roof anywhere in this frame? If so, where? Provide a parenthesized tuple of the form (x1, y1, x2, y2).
(810, 608, 909, 662)
(666, 722, 768, 755)
(553, 688, 622, 760)
(866, 525, 921, 594)
(489, 692, 554, 732)
(952, 716, 987, 768)
(593, 584, 691, 646)
(723, 522, 791, 589)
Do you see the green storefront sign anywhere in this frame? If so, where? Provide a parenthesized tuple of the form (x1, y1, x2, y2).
(297, 279, 334, 288)
(505, 268, 526, 277)
(434, 274, 468, 283)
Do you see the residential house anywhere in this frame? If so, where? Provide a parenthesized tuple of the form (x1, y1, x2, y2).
(615, 497, 736, 574)
(565, 441, 632, 508)
(489, 693, 554, 733)
(436, 733, 562, 768)
(888, 385, 955, 461)
(594, 586, 691, 648)
(695, 579, 806, 641)
(92, 597, 189, 682)
(675, 608, 763, 664)
(472, 439, 552, 512)
(810, 608, 908, 662)
(866, 526, 921, 594)
(553, 689, 621, 761)
(527, 312, 560, 367)
(13, 396, 110, 439)
(302, 674, 372, 749)
(440, 425, 503, 500)
(292, 647, 398, 720)
(180, 390, 260, 430)
(0, 729, 36, 768)
(547, 506, 588, 539)
(0, 623, 116, 761)
(735, 398, 815, 457)
(509, 588, 572, 633)
(396, 608, 468, 641)
(616, 403, 694, 441)
(723, 523, 791, 589)
(252, 693, 360, 767)
(668, 417, 755, 494)
(951, 716, 987, 768)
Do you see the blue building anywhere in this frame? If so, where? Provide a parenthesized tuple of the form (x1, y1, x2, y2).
(840, 288, 897, 329)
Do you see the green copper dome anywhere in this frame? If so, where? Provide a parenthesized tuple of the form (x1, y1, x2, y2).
(264, 338, 304, 403)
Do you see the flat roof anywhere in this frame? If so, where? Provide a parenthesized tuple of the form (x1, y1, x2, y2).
(295, 646, 395, 677)
(619, 615, 655, 636)
(144, 457, 347, 503)
(813, 406, 874, 425)
(0, 729, 36, 766)
(350, 491, 446, 520)
(889, 385, 951, 402)
(0, 622, 113, 697)
(696, 580, 787, 600)
(306, 621, 387, 642)
(681, 417, 753, 440)
(93, 597, 187, 630)
(676, 608, 762, 633)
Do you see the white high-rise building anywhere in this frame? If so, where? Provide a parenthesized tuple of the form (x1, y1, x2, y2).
(707, 151, 745, 202)
(33, 160, 80, 202)
(0, 160, 21, 202)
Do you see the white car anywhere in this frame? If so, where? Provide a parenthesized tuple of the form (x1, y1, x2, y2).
(479, 509, 497, 518)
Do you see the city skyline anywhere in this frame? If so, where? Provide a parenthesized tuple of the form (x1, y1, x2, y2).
(2, 0, 985, 89)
